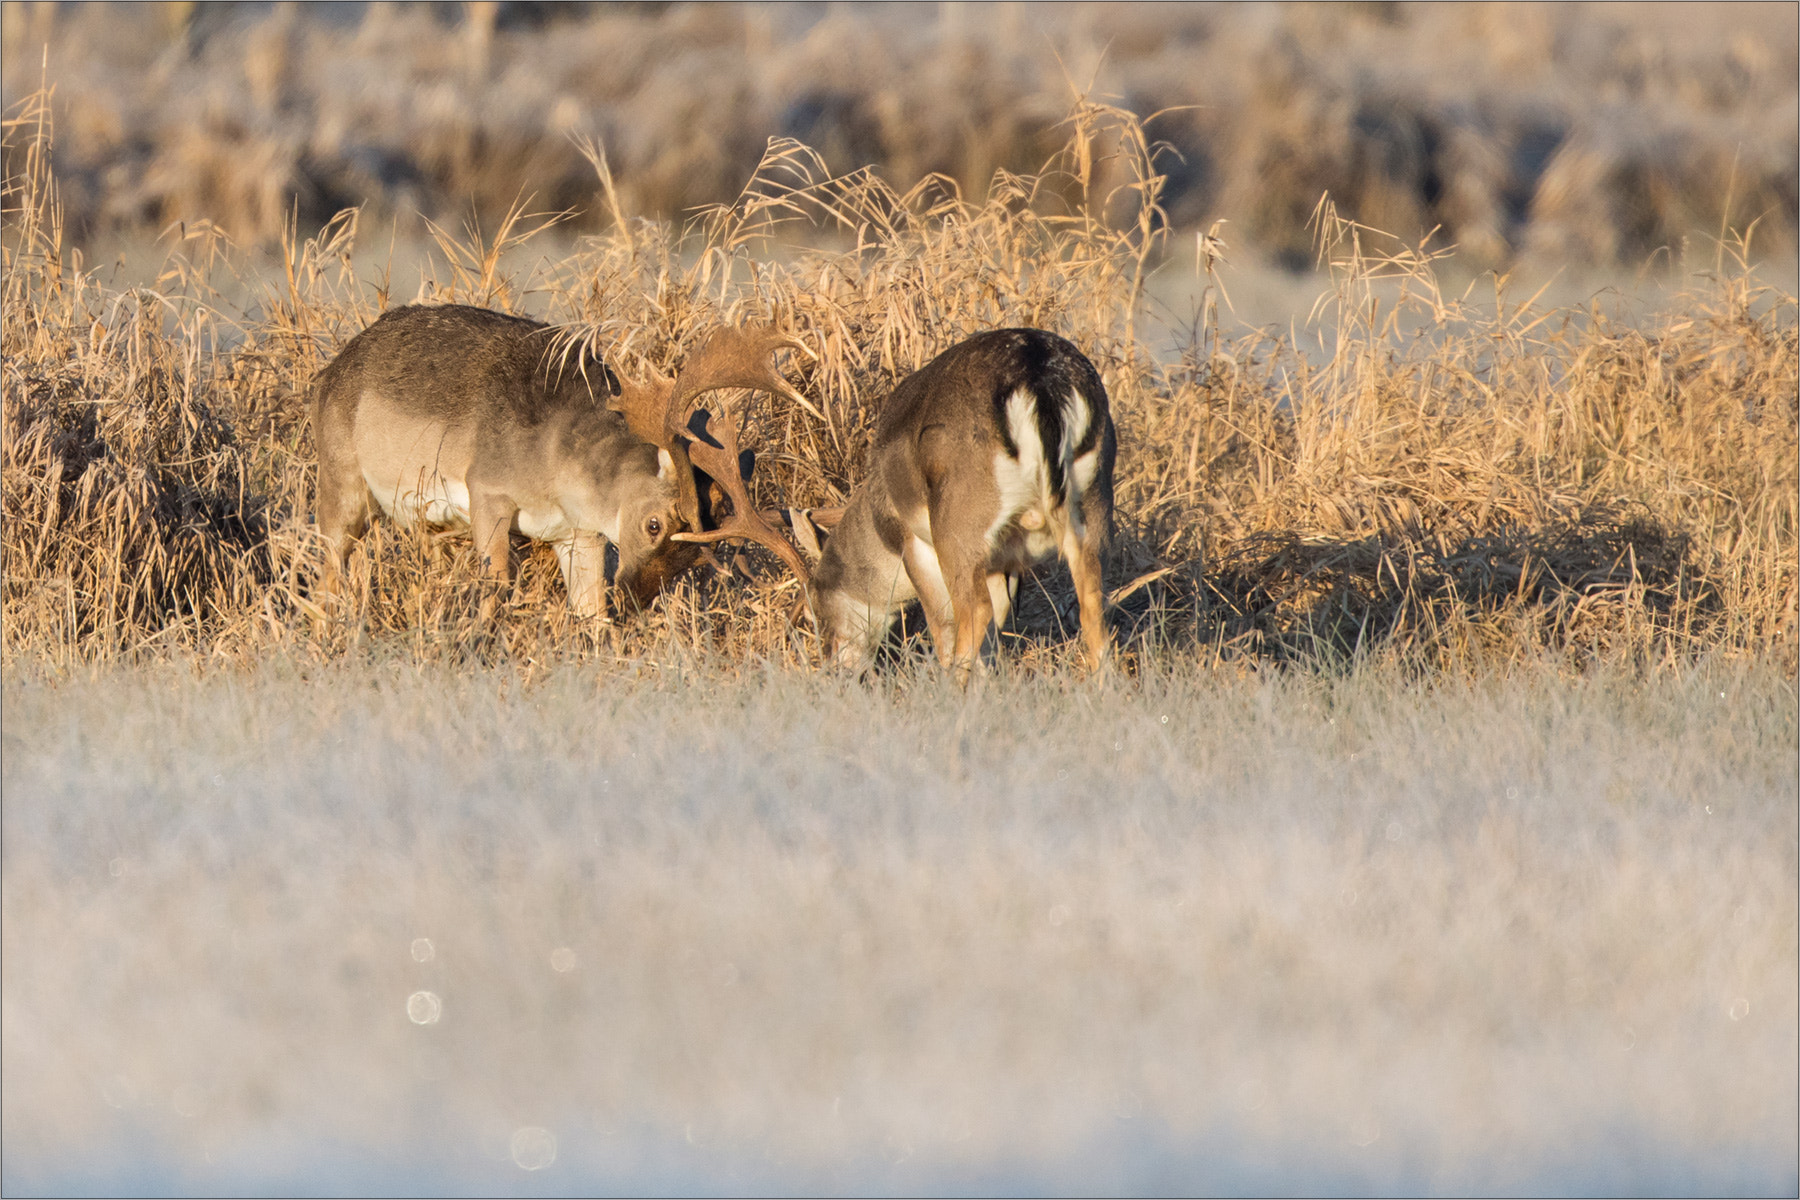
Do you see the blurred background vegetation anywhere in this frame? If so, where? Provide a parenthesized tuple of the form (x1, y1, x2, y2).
(4, 0, 1796, 272)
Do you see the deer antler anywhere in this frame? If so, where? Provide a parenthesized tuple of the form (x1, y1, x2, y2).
(665, 325, 820, 430)
(610, 325, 817, 585)
(608, 363, 675, 447)
(668, 408, 814, 584)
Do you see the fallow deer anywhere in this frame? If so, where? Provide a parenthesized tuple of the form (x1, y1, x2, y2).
(310, 303, 810, 616)
(798, 328, 1116, 678)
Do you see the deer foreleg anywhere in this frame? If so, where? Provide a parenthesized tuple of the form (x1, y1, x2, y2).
(985, 572, 1017, 653)
(315, 470, 373, 606)
(948, 564, 996, 686)
(553, 533, 611, 618)
(902, 535, 957, 667)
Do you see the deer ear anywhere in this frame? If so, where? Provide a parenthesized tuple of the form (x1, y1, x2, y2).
(787, 507, 824, 563)
(656, 447, 676, 479)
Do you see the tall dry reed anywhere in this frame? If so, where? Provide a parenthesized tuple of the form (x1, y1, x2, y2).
(3, 85, 1795, 675)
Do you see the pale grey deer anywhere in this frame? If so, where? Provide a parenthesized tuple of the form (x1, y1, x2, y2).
(310, 303, 810, 616)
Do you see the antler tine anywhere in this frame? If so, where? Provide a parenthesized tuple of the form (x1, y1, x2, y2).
(667, 324, 825, 426)
(607, 323, 818, 587)
(611, 325, 818, 445)
(656, 323, 820, 586)
(669, 411, 813, 585)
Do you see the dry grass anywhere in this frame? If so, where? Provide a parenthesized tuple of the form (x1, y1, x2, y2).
(3, 81, 1795, 676)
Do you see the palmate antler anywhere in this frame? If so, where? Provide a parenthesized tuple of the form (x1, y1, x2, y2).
(609, 325, 817, 586)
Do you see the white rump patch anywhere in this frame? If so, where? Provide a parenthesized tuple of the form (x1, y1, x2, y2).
(986, 387, 1048, 546)
(1060, 386, 1092, 460)
(985, 384, 1096, 550)
(1062, 387, 1093, 541)
(1071, 446, 1102, 494)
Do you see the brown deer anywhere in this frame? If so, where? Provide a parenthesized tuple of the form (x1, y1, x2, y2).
(310, 303, 809, 616)
(794, 328, 1116, 678)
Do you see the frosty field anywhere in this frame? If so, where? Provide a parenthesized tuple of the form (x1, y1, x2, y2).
(4, 657, 1793, 1195)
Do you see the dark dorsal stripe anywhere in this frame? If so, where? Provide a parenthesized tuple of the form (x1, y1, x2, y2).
(990, 378, 1020, 460)
(980, 329, 1104, 505)
(1020, 332, 1069, 505)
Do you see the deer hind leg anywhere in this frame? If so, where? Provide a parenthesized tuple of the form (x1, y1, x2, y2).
(929, 535, 994, 686)
(1064, 527, 1108, 673)
(926, 458, 1004, 683)
(315, 466, 374, 605)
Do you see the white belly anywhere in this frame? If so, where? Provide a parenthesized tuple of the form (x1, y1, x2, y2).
(366, 470, 580, 545)
(515, 506, 576, 543)
(367, 468, 471, 529)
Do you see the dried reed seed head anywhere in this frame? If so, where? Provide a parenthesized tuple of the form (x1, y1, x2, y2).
(2, 80, 1794, 671)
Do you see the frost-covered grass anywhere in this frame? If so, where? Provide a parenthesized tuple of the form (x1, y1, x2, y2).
(4, 656, 1793, 1195)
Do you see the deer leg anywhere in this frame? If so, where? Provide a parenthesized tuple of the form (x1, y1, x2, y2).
(469, 491, 518, 625)
(901, 534, 957, 667)
(315, 467, 373, 605)
(919, 439, 1007, 679)
(1064, 528, 1108, 673)
(948, 563, 996, 686)
(553, 533, 610, 619)
(927, 532, 987, 685)
(985, 572, 1016, 655)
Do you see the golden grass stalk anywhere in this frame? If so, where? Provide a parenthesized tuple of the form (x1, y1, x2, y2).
(3, 87, 1794, 675)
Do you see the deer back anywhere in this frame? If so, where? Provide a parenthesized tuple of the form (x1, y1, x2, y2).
(833, 329, 1113, 566)
(874, 329, 1110, 506)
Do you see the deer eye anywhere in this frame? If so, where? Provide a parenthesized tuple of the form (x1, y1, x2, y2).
(644, 516, 662, 539)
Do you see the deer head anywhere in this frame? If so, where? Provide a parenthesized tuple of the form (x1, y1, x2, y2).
(609, 324, 818, 591)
